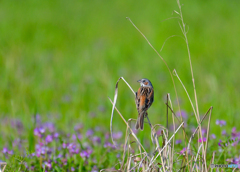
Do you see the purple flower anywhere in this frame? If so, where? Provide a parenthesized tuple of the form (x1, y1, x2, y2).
(57, 153, 63, 158)
(39, 127, 45, 134)
(53, 133, 59, 139)
(104, 142, 115, 148)
(44, 161, 52, 169)
(132, 128, 139, 134)
(231, 127, 240, 140)
(71, 167, 75, 171)
(201, 128, 207, 136)
(218, 140, 222, 147)
(8, 150, 14, 155)
(94, 126, 101, 131)
(62, 143, 68, 149)
(232, 156, 240, 164)
(86, 129, 94, 137)
(176, 110, 188, 119)
(226, 158, 233, 163)
(67, 143, 78, 154)
(11, 119, 23, 132)
(91, 136, 101, 144)
(44, 122, 55, 133)
(35, 142, 49, 156)
(175, 139, 182, 144)
(74, 148, 80, 154)
(211, 134, 216, 139)
(112, 132, 122, 139)
(13, 138, 21, 148)
(180, 148, 186, 155)
(2, 147, 8, 154)
(62, 159, 68, 166)
(198, 137, 207, 143)
(216, 120, 226, 127)
(78, 134, 82, 140)
(156, 129, 162, 136)
(105, 133, 110, 140)
(221, 130, 226, 135)
(80, 150, 92, 158)
(91, 165, 99, 172)
(35, 114, 41, 124)
(74, 123, 83, 131)
(45, 135, 53, 143)
(34, 128, 41, 137)
(72, 134, 77, 141)
(2, 147, 14, 155)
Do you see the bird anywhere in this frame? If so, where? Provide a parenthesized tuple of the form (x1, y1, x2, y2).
(135, 78, 154, 130)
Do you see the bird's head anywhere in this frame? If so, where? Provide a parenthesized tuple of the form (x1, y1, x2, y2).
(137, 78, 153, 87)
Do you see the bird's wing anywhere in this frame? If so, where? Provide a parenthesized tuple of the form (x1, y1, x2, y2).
(146, 87, 154, 109)
(135, 87, 146, 113)
(135, 89, 140, 113)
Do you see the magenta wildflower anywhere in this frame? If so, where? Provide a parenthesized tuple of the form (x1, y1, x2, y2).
(211, 134, 216, 139)
(198, 137, 207, 143)
(44, 161, 52, 169)
(45, 135, 53, 143)
(176, 110, 188, 119)
(44, 122, 55, 133)
(78, 134, 82, 140)
(72, 134, 77, 141)
(132, 128, 139, 134)
(216, 119, 226, 127)
(91, 136, 101, 144)
(201, 128, 207, 136)
(105, 133, 110, 140)
(11, 119, 23, 132)
(34, 128, 41, 137)
(156, 129, 162, 136)
(180, 148, 186, 155)
(35, 143, 47, 156)
(62, 158, 68, 166)
(2, 147, 8, 154)
(91, 165, 99, 172)
(175, 139, 182, 144)
(231, 127, 240, 140)
(112, 132, 122, 139)
(35, 114, 41, 124)
(221, 130, 226, 135)
(39, 127, 45, 134)
(8, 150, 14, 155)
(57, 153, 63, 158)
(12, 138, 21, 148)
(218, 140, 222, 147)
(104, 142, 114, 148)
(53, 132, 59, 138)
(86, 129, 94, 137)
(80, 150, 92, 158)
(62, 143, 68, 149)
(67, 143, 77, 154)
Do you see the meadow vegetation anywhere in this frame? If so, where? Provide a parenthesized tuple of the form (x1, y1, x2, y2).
(0, 0, 240, 171)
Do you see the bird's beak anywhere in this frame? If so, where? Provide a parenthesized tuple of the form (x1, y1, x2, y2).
(137, 79, 141, 83)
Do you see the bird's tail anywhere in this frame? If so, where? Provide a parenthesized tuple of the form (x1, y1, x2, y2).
(135, 112, 145, 130)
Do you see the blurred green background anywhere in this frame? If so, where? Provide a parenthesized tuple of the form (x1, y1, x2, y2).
(0, 0, 240, 135)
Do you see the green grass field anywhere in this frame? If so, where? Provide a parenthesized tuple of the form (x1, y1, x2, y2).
(0, 0, 240, 171)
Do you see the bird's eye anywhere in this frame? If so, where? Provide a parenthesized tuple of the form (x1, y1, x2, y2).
(142, 80, 145, 82)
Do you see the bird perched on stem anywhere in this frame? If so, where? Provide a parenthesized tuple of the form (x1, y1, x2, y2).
(135, 78, 154, 130)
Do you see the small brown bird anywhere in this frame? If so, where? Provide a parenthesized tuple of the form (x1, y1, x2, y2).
(135, 78, 154, 130)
